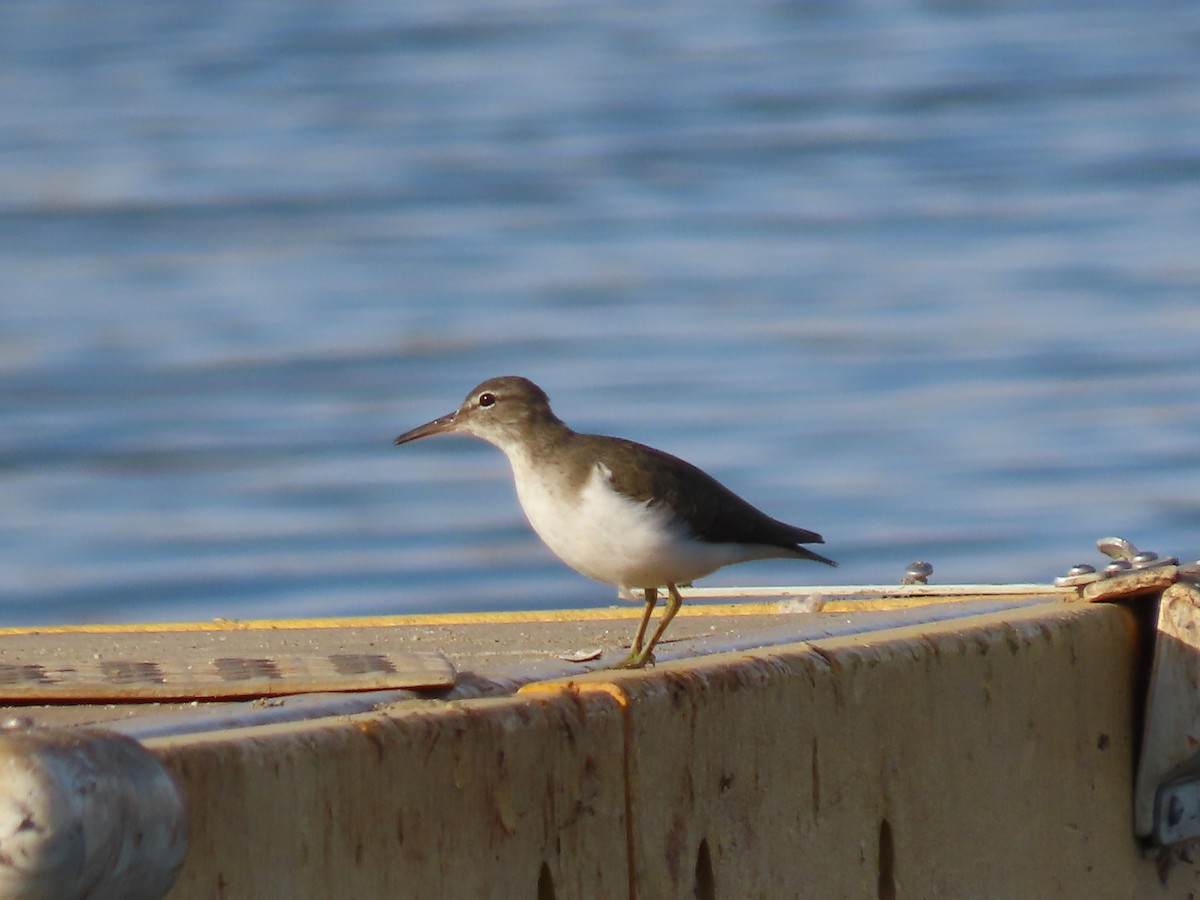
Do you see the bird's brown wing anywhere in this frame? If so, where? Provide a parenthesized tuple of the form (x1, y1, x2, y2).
(580, 434, 836, 566)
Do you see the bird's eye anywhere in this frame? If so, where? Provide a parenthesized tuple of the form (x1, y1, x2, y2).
(478, 392, 496, 408)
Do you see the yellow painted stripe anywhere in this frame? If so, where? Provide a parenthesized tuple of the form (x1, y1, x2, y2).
(0, 592, 1057, 637)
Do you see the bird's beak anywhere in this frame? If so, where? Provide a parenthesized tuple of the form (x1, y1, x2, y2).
(393, 411, 458, 445)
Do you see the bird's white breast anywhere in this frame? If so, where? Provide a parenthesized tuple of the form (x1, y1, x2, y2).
(506, 454, 760, 594)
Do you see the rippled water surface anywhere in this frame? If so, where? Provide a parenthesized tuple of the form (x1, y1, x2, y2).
(2, 1, 1200, 624)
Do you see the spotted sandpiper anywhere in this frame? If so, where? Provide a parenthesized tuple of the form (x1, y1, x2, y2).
(394, 376, 835, 668)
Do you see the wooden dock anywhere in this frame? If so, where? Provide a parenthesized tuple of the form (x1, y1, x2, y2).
(2, 572, 1199, 898)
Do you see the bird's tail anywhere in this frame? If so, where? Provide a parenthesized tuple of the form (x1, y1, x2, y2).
(796, 545, 837, 567)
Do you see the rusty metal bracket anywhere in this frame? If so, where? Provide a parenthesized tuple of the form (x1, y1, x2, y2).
(1058, 537, 1200, 845)
(1055, 535, 1179, 596)
(1134, 578, 1200, 844)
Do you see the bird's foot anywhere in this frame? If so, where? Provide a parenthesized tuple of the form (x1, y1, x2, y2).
(610, 649, 655, 670)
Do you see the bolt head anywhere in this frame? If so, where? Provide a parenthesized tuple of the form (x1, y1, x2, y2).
(901, 561, 933, 584)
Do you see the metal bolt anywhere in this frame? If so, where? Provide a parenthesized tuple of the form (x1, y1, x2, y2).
(1054, 563, 1099, 588)
(1097, 536, 1138, 562)
(902, 561, 933, 585)
(1134, 551, 1178, 569)
(1103, 559, 1132, 577)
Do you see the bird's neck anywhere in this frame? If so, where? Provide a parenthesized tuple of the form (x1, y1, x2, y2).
(491, 413, 577, 468)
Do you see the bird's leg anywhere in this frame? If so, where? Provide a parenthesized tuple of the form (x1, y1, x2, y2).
(613, 588, 657, 669)
(630, 587, 656, 654)
(612, 583, 684, 669)
(637, 582, 683, 664)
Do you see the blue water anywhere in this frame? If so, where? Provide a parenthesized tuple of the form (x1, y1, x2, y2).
(2, 1, 1199, 624)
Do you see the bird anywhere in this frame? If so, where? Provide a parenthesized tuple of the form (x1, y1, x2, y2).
(394, 376, 834, 668)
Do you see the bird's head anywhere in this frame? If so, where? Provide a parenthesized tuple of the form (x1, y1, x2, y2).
(394, 375, 560, 452)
